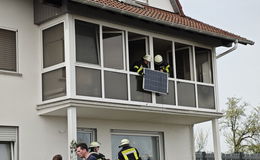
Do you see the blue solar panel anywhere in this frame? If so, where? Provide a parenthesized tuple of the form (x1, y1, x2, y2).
(143, 68, 168, 94)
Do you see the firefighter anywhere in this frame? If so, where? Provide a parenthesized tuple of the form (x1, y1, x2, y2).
(132, 55, 152, 75)
(89, 141, 108, 160)
(154, 54, 170, 73)
(118, 139, 142, 160)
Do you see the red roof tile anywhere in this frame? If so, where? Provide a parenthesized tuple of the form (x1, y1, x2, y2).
(73, 0, 253, 45)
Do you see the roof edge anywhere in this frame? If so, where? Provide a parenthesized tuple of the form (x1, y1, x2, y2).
(71, 0, 254, 45)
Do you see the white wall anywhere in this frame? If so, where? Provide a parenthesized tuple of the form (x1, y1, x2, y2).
(0, 0, 67, 159)
(148, 0, 174, 12)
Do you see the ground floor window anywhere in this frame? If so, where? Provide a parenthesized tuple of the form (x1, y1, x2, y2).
(111, 130, 164, 160)
(0, 127, 18, 160)
(77, 128, 96, 145)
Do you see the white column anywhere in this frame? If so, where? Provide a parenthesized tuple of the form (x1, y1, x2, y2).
(67, 107, 77, 160)
(212, 119, 221, 160)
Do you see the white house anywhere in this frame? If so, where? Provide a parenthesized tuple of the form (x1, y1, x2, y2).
(0, 0, 254, 160)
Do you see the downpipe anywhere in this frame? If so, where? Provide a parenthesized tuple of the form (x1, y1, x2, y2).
(217, 39, 238, 59)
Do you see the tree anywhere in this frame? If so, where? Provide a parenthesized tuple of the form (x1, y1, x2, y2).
(195, 129, 208, 152)
(221, 97, 260, 153)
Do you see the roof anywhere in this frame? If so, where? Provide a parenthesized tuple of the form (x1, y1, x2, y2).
(71, 0, 254, 45)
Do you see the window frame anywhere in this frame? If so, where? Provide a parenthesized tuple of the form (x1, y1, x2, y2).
(0, 27, 19, 74)
(40, 15, 218, 111)
(0, 126, 18, 160)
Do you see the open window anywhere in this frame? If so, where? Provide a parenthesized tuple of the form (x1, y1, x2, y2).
(128, 32, 149, 72)
(103, 26, 125, 70)
(153, 37, 173, 77)
(195, 47, 213, 84)
(175, 43, 194, 81)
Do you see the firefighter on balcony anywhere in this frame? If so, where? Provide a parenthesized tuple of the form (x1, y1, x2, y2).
(89, 141, 108, 160)
(118, 139, 142, 160)
(154, 54, 170, 73)
(132, 55, 152, 75)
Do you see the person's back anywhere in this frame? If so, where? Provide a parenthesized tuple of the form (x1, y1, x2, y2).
(118, 139, 142, 160)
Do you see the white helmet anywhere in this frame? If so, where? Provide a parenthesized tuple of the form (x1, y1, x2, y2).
(143, 55, 152, 62)
(154, 54, 163, 64)
(89, 141, 100, 148)
(119, 139, 130, 147)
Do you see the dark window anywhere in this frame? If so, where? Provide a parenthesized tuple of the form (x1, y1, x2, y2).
(43, 23, 64, 68)
(130, 75, 152, 103)
(177, 82, 196, 107)
(42, 68, 66, 100)
(104, 71, 128, 100)
(75, 20, 100, 65)
(76, 67, 101, 97)
(156, 81, 175, 105)
(197, 85, 215, 109)
(0, 28, 16, 72)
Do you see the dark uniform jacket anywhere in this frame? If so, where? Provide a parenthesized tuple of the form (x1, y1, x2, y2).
(118, 146, 142, 160)
(132, 59, 148, 75)
(90, 152, 106, 160)
(155, 62, 170, 73)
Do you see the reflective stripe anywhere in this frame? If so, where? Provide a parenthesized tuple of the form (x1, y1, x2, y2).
(134, 65, 139, 70)
(121, 148, 139, 160)
(165, 65, 170, 73)
(137, 67, 143, 74)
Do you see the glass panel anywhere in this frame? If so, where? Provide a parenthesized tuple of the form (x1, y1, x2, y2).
(128, 32, 149, 71)
(197, 85, 215, 109)
(130, 75, 152, 103)
(0, 29, 16, 71)
(75, 20, 100, 65)
(43, 23, 64, 68)
(195, 47, 213, 83)
(111, 134, 160, 160)
(77, 128, 96, 145)
(0, 142, 11, 160)
(42, 68, 66, 101)
(177, 82, 196, 107)
(103, 27, 124, 69)
(156, 81, 175, 105)
(76, 67, 101, 97)
(104, 71, 128, 100)
(175, 43, 193, 80)
(153, 38, 173, 77)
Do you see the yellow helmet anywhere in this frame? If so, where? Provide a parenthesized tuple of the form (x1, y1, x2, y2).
(154, 54, 163, 64)
(89, 141, 100, 148)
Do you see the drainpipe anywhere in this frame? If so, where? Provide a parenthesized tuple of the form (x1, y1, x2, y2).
(217, 39, 238, 59)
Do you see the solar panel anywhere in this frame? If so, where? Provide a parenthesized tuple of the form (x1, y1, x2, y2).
(143, 68, 168, 94)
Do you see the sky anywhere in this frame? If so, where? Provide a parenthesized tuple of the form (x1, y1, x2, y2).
(179, 0, 260, 152)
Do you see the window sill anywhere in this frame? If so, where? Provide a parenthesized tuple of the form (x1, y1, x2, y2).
(0, 70, 22, 77)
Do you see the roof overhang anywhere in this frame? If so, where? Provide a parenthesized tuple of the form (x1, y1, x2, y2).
(70, 0, 254, 46)
(37, 99, 223, 125)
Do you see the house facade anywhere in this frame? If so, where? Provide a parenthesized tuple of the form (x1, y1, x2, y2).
(0, 0, 253, 160)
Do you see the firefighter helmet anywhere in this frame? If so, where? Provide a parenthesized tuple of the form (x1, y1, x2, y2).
(119, 139, 130, 147)
(154, 54, 163, 64)
(143, 55, 152, 62)
(89, 141, 100, 148)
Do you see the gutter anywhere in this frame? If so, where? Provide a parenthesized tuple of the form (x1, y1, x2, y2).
(216, 39, 238, 59)
(71, 0, 254, 45)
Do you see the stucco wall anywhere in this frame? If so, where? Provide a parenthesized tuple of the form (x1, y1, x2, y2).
(0, 0, 193, 160)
